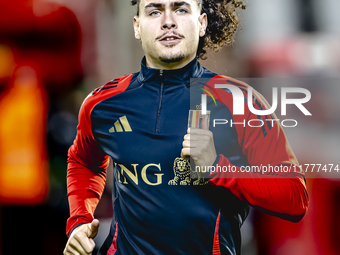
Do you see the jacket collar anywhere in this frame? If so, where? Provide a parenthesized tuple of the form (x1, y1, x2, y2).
(137, 56, 204, 86)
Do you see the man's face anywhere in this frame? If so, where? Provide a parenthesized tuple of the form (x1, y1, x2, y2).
(134, 0, 207, 69)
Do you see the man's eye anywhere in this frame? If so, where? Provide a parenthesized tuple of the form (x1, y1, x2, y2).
(176, 8, 188, 14)
(149, 10, 161, 16)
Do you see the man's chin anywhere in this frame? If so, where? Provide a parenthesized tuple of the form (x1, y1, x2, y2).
(158, 52, 185, 64)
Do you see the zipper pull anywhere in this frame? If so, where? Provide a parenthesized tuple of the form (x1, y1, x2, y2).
(159, 70, 163, 81)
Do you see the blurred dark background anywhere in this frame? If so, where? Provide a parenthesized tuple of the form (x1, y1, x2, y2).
(0, 0, 339, 254)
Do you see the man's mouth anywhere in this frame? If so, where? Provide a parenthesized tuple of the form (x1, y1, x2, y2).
(160, 35, 181, 41)
(157, 32, 184, 45)
(163, 37, 177, 41)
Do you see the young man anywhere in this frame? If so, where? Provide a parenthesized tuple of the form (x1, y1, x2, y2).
(64, 0, 308, 254)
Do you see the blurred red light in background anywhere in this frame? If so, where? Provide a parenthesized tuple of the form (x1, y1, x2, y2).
(0, 66, 49, 205)
(0, 0, 82, 205)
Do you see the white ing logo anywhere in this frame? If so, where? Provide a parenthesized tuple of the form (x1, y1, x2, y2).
(201, 85, 312, 128)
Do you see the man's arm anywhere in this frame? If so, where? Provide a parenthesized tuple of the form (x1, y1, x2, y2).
(210, 84, 308, 222)
(184, 81, 309, 222)
(209, 155, 308, 222)
(66, 74, 132, 239)
(64, 95, 109, 255)
(66, 139, 108, 236)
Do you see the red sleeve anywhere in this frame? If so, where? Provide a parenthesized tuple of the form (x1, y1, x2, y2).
(66, 75, 132, 237)
(208, 77, 309, 222)
(210, 155, 308, 222)
(66, 96, 109, 237)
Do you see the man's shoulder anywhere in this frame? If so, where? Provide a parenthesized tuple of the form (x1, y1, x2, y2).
(201, 66, 251, 90)
(90, 73, 135, 99)
(77, 73, 136, 120)
(81, 73, 135, 109)
(201, 69, 253, 101)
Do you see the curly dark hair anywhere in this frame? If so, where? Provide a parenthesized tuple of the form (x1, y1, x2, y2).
(131, 0, 246, 60)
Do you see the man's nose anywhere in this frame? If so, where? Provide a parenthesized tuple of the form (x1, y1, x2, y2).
(162, 11, 177, 29)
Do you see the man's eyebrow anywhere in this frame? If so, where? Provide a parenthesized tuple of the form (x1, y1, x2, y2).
(145, 3, 165, 9)
(144, 1, 191, 9)
(170, 1, 191, 8)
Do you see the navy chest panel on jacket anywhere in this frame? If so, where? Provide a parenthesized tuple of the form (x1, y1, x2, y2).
(91, 78, 190, 179)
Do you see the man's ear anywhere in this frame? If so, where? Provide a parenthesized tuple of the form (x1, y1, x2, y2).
(134, 16, 141, 40)
(199, 13, 207, 37)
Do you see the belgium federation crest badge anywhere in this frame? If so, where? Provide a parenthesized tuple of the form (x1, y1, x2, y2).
(168, 157, 209, 186)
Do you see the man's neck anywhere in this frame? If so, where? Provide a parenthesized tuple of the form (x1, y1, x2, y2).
(145, 55, 196, 70)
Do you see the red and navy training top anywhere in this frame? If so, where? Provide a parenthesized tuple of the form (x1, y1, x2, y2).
(66, 57, 308, 255)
